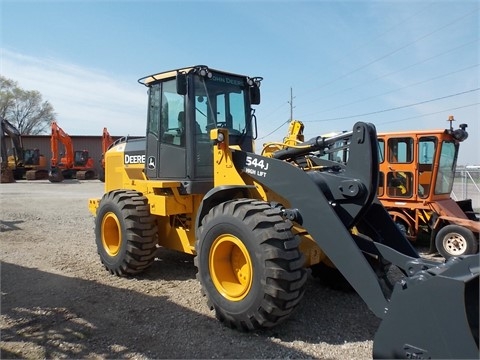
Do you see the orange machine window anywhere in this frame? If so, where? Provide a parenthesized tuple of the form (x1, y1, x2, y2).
(418, 137, 436, 198)
(388, 137, 413, 163)
(378, 139, 385, 163)
(387, 171, 413, 198)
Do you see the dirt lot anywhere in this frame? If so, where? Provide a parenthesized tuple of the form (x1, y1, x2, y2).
(1, 180, 434, 359)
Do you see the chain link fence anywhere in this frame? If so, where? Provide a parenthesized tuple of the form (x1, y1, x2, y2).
(452, 168, 480, 211)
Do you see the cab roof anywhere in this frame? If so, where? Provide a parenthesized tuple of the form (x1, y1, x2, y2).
(138, 65, 250, 87)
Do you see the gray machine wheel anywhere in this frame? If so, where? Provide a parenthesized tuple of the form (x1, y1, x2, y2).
(195, 198, 307, 330)
(95, 190, 158, 276)
(435, 224, 478, 259)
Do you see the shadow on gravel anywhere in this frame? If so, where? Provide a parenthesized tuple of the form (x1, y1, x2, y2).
(0, 220, 24, 232)
(1, 261, 314, 359)
(145, 248, 379, 346)
(145, 248, 197, 281)
(264, 276, 380, 345)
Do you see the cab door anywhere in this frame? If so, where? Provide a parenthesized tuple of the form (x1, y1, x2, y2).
(145, 79, 186, 180)
(385, 137, 414, 198)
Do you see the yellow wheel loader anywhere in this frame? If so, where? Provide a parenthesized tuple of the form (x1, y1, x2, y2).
(89, 66, 479, 359)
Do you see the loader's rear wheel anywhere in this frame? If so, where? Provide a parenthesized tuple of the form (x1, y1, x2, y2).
(435, 224, 478, 259)
(95, 190, 158, 276)
(195, 198, 307, 330)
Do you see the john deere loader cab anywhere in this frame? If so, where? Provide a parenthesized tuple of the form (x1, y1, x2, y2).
(138, 66, 260, 194)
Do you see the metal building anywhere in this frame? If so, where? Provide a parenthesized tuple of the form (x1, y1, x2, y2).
(3, 134, 138, 176)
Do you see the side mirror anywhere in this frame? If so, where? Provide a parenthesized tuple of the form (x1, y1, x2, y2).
(250, 86, 260, 105)
(176, 73, 187, 95)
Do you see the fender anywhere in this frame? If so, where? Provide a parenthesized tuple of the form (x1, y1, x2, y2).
(196, 185, 256, 231)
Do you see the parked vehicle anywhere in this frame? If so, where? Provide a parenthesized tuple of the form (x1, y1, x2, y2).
(88, 66, 478, 359)
(49, 121, 96, 182)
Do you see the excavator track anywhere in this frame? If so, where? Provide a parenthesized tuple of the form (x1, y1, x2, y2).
(26, 169, 49, 180)
(76, 170, 96, 180)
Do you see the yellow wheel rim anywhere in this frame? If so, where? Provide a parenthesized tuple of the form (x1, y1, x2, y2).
(209, 234, 253, 302)
(101, 212, 122, 256)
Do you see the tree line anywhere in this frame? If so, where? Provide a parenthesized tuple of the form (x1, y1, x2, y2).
(0, 76, 55, 134)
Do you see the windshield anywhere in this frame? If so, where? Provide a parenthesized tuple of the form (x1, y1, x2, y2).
(193, 72, 248, 136)
(434, 141, 458, 195)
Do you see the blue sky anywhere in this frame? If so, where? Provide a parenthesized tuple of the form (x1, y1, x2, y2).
(1, 0, 479, 165)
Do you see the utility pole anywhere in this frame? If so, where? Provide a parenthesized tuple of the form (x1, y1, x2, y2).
(288, 87, 296, 121)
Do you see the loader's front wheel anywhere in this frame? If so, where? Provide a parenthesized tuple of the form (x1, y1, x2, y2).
(95, 190, 158, 276)
(195, 199, 307, 330)
(435, 224, 478, 259)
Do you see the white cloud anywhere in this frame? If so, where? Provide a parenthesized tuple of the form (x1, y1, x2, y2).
(1, 48, 147, 136)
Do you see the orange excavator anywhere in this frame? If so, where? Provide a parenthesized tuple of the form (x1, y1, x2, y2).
(98, 127, 114, 182)
(49, 121, 96, 182)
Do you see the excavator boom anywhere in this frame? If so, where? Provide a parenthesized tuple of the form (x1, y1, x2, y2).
(50, 121, 74, 169)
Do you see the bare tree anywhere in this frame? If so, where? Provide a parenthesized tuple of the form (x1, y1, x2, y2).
(0, 76, 56, 135)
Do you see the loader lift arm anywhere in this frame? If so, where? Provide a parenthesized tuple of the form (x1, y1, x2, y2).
(210, 122, 479, 359)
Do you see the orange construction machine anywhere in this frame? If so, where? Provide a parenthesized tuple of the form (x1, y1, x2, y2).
(49, 121, 96, 182)
(376, 117, 479, 258)
(289, 116, 479, 259)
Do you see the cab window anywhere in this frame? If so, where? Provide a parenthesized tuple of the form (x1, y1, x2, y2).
(388, 137, 413, 163)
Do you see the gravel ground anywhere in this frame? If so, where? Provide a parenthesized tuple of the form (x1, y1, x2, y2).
(0, 180, 437, 359)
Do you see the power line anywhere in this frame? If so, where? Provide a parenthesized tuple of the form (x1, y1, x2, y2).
(258, 3, 440, 121)
(296, 8, 477, 99)
(259, 101, 289, 122)
(299, 64, 478, 117)
(257, 5, 479, 139)
(376, 102, 480, 126)
(259, 102, 479, 140)
(303, 88, 479, 123)
(258, 119, 290, 140)
(332, 2, 435, 62)
(295, 38, 478, 109)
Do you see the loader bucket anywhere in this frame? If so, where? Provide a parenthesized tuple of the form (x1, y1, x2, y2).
(373, 255, 479, 359)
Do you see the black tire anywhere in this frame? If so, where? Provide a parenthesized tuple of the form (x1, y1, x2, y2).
(435, 224, 478, 259)
(95, 190, 158, 276)
(195, 198, 307, 331)
(394, 220, 408, 237)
